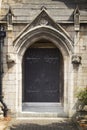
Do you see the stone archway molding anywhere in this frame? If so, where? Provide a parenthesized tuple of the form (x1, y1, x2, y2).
(13, 8, 74, 56)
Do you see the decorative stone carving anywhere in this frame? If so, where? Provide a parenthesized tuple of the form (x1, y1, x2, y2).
(72, 54, 81, 65)
(13, 8, 73, 54)
(74, 6, 80, 31)
(38, 7, 48, 25)
(39, 18, 48, 25)
(7, 6, 14, 25)
(6, 54, 15, 64)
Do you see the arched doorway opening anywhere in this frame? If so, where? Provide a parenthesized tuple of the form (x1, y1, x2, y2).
(22, 39, 64, 112)
(13, 14, 73, 116)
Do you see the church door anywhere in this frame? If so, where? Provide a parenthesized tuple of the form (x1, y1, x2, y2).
(22, 48, 63, 103)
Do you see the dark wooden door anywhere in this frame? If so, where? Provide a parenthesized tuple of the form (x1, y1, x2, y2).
(23, 48, 63, 102)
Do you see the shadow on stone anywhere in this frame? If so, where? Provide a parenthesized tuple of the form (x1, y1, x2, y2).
(9, 120, 78, 130)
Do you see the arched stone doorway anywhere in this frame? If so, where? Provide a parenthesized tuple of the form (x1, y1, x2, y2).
(22, 39, 64, 112)
(13, 21, 73, 116)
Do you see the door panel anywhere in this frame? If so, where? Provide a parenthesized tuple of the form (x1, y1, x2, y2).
(23, 48, 63, 102)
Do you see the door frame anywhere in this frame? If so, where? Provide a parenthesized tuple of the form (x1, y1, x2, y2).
(15, 26, 73, 117)
(16, 41, 70, 117)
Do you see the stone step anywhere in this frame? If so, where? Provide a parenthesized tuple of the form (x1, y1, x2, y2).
(17, 112, 67, 118)
(9, 118, 79, 130)
(20, 103, 67, 118)
(22, 103, 63, 112)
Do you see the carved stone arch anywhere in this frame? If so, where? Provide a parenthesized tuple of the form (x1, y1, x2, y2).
(13, 9, 73, 56)
(14, 26, 73, 57)
(14, 9, 74, 116)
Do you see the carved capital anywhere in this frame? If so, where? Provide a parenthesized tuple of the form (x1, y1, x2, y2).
(72, 54, 81, 65)
(6, 54, 15, 64)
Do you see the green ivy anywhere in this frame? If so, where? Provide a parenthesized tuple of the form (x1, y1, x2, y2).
(77, 87, 87, 104)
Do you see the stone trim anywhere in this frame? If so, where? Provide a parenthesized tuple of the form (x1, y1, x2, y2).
(14, 25, 73, 56)
(13, 9, 73, 56)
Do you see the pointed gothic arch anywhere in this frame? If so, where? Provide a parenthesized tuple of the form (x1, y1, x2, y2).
(14, 9, 74, 117)
(13, 9, 73, 56)
(14, 26, 73, 57)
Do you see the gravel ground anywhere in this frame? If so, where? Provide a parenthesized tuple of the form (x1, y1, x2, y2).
(9, 118, 79, 130)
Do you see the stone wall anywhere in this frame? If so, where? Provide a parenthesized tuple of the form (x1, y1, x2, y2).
(1, 0, 87, 23)
(0, 0, 87, 117)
